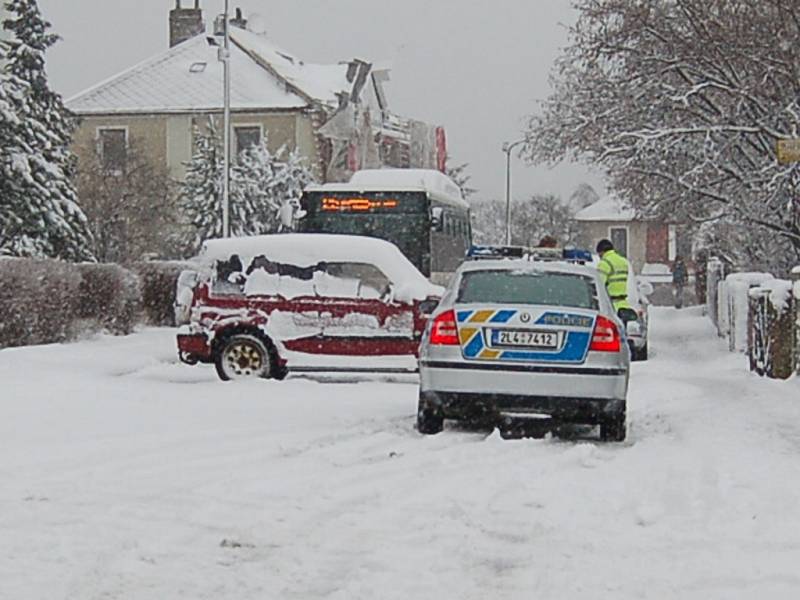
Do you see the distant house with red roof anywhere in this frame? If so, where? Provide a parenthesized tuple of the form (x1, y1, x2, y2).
(66, 2, 447, 184)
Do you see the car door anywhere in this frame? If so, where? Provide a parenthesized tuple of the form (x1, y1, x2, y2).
(283, 261, 417, 356)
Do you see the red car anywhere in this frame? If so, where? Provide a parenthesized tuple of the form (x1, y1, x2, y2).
(176, 234, 443, 381)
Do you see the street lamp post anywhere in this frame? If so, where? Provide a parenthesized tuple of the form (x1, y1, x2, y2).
(502, 139, 526, 245)
(221, 0, 231, 238)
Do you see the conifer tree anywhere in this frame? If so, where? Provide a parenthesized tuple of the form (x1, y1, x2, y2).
(179, 121, 314, 252)
(0, 0, 93, 260)
(178, 118, 224, 252)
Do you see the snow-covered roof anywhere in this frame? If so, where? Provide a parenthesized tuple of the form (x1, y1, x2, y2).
(67, 27, 358, 115)
(574, 196, 636, 222)
(307, 169, 468, 210)
(230, 28, 353, 107)
(199, 234, 442, 301)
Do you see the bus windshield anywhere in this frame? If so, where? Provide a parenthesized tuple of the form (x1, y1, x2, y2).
(299, 190, 432, 275)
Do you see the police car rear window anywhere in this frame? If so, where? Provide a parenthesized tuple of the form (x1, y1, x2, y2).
(457, 270, 598, 309)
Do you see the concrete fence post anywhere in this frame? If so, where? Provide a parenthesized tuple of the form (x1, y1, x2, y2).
(792, 266, 800, 375)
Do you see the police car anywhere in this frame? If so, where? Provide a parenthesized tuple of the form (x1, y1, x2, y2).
(417, 246, 630, 441)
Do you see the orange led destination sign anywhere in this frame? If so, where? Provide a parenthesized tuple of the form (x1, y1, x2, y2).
(321, 197, 399, 212)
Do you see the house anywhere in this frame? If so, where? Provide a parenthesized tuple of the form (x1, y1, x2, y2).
(574, 195, 695, 303)
(66, 1, 447, 184)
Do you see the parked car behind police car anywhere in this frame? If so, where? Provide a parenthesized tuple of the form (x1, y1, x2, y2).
(417, 247, 630, 441)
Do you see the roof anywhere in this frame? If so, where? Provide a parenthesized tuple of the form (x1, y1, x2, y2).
(457, 258, 598, 279)
(67, 27, 358, 115)
(198, 233, 441, 301)
(574, 196, 636, 222)
(306, 169, 468, 210)
(230, 28, 353, 107)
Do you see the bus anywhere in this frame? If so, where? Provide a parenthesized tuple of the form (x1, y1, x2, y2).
(298, 169, 472, 284)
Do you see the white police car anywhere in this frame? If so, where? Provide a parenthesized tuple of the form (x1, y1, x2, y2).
(417, 246, 630, 441)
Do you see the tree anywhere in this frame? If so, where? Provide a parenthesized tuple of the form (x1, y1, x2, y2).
(471, 194, 578, 247)
(0, 0, 93, 260)
(525, 0, 800, 273)
(446, 159, 477, 201)
(178, 119, 315, 253)
(75, 138, 179, 263)
(233, 144, 313, 235)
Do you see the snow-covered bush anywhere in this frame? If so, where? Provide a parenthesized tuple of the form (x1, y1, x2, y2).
(130, 261, 197, 326)
(76, 264, 141, 335)
(0, 258, 81, 348)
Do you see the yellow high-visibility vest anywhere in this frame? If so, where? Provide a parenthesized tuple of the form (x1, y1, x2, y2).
(598, 250, 632, 310)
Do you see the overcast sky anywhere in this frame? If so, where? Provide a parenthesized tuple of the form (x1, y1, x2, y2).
(39, 0, 605, 203)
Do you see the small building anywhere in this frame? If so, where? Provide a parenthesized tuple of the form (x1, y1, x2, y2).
(574, 195, 695, 303)
(66, 1, 447, 184)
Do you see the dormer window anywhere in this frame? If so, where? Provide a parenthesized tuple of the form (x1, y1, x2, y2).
(189, 62, 207, 73)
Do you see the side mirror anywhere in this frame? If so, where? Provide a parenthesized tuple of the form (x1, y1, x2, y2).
(431, 207, 444, 232)
(418, 297, 440, 316)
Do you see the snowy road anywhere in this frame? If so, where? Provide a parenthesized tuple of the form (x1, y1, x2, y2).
(2, 307, 800, 599)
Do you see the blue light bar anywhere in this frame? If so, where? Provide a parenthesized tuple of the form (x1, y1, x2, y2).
(466, 245, 526, 260)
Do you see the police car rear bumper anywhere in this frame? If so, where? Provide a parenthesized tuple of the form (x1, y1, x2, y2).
(419, 390, 625, 424)
(419, 359, 628, 402)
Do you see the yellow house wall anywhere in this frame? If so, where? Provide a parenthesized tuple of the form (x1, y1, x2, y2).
(72, 110, 318, 183)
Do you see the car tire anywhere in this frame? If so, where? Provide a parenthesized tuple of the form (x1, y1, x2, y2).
(214, 334, 275, 381)
(416, 403, 444, 435)
(600, 412, 627, 442)
(631, 342, 648, 362)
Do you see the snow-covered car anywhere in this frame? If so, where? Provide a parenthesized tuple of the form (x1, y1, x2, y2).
(626, 266, 653, 361)
(176, 234, 443, 381)
(417, 251, 630, 441)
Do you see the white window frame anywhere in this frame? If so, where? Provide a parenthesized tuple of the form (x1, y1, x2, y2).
(233, 123, 264, 158)
(608, 225, 630, 258)
(96, 126, 129, 175)
(668, 224, 678, 261)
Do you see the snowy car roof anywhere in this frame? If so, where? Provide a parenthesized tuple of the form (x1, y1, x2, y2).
(305, 169, 468, 210)
(199, 234, 443, 301)
(457, 258, 599, 278)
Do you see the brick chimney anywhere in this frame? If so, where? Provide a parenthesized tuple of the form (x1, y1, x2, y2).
(169, 0, 204, 48)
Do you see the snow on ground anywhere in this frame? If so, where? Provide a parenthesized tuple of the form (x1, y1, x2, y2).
(2, 307, 800, 599)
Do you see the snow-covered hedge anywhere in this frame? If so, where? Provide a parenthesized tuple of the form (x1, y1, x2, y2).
(130, 261, 197, 326)
(0, 259, 145, 348)
(76, 264, 141, 335)
(0, 258, 82, 348)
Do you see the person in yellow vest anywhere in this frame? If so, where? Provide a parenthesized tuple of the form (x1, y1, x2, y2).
(596, 239, 637, 323)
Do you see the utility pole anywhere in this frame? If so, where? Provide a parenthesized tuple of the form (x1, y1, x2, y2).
(502, 139, 526, 245)
(221, 0, 231, 238)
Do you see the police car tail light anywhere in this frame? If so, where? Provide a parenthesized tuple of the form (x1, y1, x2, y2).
(590, 316, 621, 352)
(429, 310, 460, 345)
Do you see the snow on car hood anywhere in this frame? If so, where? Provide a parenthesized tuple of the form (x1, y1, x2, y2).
(200, 234, 443, 303)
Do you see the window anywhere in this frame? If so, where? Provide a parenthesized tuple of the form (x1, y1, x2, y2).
(235, 126, 261, 157)
(609, 227, 629, 258)
(457, 270, 598, 310)
(98, 128, 127, 172)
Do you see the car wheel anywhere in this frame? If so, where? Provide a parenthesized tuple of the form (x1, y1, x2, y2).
(416, 402, 444, 435)
(600, 412, 627, 442)
(630, 342, 648, 362)
(215, 334, 274, 381)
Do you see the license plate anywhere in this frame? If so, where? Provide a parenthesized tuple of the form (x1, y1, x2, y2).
(489, 329, 560, 349)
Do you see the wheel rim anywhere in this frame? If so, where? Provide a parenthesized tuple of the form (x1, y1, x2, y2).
(223, 340, 265, 378)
